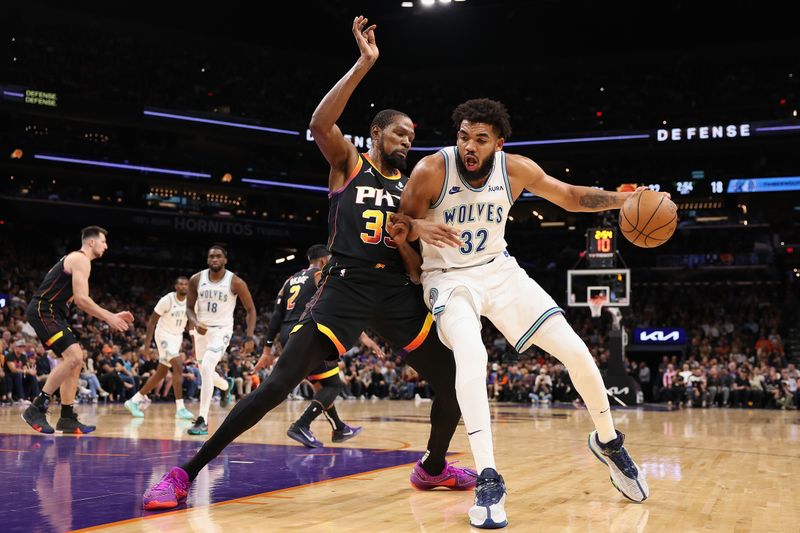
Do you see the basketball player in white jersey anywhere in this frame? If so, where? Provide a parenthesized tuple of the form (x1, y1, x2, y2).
(186, 245, 257, 436)
(395, 99, 663, 528)
(124, 276, 195, 421)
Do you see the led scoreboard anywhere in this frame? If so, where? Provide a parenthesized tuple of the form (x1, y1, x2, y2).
(586, 227, 617, 268)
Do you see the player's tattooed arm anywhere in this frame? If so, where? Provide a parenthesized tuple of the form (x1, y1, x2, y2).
(577, 189, 625, 209)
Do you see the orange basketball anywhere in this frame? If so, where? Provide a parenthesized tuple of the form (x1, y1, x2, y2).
(619, 189, 678, 248)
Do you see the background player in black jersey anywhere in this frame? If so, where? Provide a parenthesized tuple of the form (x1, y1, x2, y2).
(144, 16, 473, 510)
(23, 226, 134, 434)
(255, 244, 381, 447)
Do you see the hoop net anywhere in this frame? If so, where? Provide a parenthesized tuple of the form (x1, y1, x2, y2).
(588, 295, 607, 318)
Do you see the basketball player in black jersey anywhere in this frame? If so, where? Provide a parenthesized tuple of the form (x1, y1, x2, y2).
(144, 17, 473, 510)
(256, 244, 376, 447)
(23, 226, 134, 434)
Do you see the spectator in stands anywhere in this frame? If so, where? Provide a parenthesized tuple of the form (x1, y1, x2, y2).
(731, 367, 752, 408)
(707, 365, 731, 407)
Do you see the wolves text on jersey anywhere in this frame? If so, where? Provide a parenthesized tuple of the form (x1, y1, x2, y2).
(443, 202, 505, 226)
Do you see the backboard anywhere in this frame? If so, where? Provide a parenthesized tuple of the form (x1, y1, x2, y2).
(567, 269, 630, 307)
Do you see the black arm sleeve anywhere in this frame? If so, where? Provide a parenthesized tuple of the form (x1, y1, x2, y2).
(264, 282, 288, 345)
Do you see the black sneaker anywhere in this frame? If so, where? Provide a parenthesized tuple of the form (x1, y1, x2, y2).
(188, 416, 208, 435)
(287, 423, 323, 448)
(22, 404, 54, 434)
(56, 412, 96, 434)
(331, 423, 363, 443)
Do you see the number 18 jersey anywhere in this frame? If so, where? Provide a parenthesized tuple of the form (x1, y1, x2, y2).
(327, 153, 406, 268)
(196, 269, 237, 328)
(421, 147, 513, 271)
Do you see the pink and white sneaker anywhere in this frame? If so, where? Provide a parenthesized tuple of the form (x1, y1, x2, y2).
(410, 460, 478, 490)
(143, 467, 191, 510)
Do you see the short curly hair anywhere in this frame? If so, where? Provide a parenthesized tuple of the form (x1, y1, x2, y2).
(451, 98, 512, 139)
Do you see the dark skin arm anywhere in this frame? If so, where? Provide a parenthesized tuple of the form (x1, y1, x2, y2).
(185, 273, 204, 334)
(309, 15, 378, 192)
(232, 275, 257, 355)
(386, 213, 423, 284)
(142, 312, 161, 358)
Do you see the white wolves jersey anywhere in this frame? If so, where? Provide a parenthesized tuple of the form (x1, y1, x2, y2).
(153, 291, 188, 336)
(196, 269, 237, 328)
(421, 146, 512, 271)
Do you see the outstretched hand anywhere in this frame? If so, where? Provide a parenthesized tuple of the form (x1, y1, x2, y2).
(352, 15, 378, 64)
(387, 212, 412, 245)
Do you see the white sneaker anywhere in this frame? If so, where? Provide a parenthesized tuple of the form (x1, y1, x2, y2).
(588, 430, 649, 502)
(469, 468, 508, 529)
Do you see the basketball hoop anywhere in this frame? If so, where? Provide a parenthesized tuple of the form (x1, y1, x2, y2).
(588, 295, 607, 318)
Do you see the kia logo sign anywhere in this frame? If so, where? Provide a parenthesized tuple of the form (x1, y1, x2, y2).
(633, 328, 686, 345)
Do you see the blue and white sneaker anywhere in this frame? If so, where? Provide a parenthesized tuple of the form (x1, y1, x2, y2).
(124, 399, 145, 418)
(287, 423, 323, 448)
(468, 468, 508, 529)
(588, 430, 649, 502)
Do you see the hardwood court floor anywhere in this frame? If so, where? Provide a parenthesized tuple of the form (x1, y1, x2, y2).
(1, 399, 798, 532)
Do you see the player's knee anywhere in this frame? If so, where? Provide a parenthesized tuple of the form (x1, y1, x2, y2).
(62, 351, 83, 369)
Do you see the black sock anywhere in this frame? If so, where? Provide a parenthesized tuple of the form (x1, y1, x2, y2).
(421, 451, 446, 476)
(297, 400, 324, 429)
(34, 391, 51, 410)
(325, 406, 346, 431)
(180, 325, 336, 482)
(61, 404, 75, 419)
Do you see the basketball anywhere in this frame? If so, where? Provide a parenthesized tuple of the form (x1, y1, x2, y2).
(619, 189, 678, 248)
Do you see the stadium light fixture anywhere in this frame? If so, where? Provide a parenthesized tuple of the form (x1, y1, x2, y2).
(143, 109, 300, 136)
(421, 0, 435, 5)
(33, 154, 212, 178)
(401, 1, 413, 6)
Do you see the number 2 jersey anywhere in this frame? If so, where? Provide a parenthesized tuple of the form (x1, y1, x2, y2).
(267, 266, 322, 343)
(421, 146, 512, 271)
(327, 153, 405, 269)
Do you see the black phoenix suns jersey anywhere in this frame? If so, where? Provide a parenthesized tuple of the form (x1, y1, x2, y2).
(277, 266, 322, 325)
(31, 253, 79, 315)
(327, 153, 406, 268)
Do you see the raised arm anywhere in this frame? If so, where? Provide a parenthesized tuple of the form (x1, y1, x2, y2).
(232, 276, 257, 354)
(506, 153, 668, 211)
(67, 252, 131, 332)
(309, 16, 378, 192)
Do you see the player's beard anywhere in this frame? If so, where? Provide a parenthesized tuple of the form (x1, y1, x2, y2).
(384, 150, 408, 172)
(209, 264, 224, 272)
(456, 151, 495, 183)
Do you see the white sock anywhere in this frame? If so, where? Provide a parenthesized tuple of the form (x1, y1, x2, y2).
(199, 355, 221, 420)
(176, 399, 185, 410)
(531, 315, 617, 443)
(439, 289, 497, 473)
(132, 392, 143, 404)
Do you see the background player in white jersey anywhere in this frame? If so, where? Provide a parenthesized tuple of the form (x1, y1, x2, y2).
(186, 245, 257, 436)
(124, 276, 194, 421)
(396, 99, 663, 528)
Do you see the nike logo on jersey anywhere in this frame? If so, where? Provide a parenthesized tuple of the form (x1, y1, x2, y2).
(395, 182, 405, 191)
(467, 429, 482, 436)
(448, 186, 462, 195)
